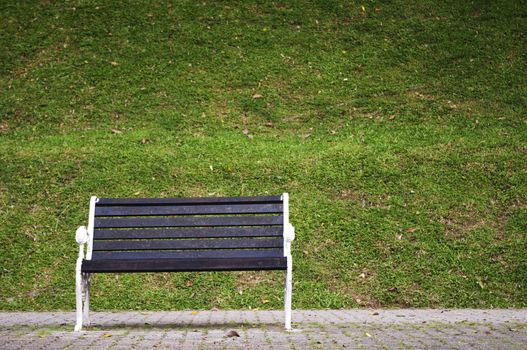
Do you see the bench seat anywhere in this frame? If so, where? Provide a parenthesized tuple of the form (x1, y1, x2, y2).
(82, 257, 287, 273)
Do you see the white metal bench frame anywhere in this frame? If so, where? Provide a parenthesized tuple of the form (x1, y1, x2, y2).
(74, 193, 295, 331)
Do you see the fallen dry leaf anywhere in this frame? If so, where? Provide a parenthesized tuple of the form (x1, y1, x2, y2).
(110, 61, 118, 66)
(389, 115, 396, 120)
(191, 311, 199, 315)
(252, 93, 263, 99)
(265, 120, 273, 127)
(302, 127, 313, 139)
(242, 128, 254, 139)
(406, 227, 416, 233)
(185, 280, 193, 287)
(111, 128, 122, 134)
(226, 330, 240, 337)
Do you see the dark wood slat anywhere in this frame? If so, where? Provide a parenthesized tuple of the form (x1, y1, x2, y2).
(95, 216, 283, 229)
(95, 203, 283, 217)
(93, 238, 283, 251)
(97, 196, 282, 206)
(82, 257, 287, 273)
(90, 249, 284, 260)
(93, 227, 283, 240)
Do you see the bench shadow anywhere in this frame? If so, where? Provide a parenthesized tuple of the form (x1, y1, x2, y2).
(86, 321, 284, 331)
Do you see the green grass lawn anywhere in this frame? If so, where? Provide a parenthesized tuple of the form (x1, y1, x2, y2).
(1, 0, 526, 311)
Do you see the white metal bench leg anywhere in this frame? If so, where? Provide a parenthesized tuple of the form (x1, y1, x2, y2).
(74, 226, 88, 332)
(74, 253, 84, 331)
(284, 255, 293, 330)
(83, 273, 90, 326)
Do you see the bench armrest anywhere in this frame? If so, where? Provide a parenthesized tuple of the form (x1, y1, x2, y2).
(75, 226, 88, 245)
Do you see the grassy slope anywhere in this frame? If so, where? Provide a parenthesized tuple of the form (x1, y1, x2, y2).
(0, 0, 525, 310)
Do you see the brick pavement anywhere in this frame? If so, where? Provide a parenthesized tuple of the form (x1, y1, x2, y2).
(1, 309, 526, 349)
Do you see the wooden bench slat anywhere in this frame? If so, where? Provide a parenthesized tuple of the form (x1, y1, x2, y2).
(82, 257, 287, 272)
(95, 203, 283, 217)
(90, 249, 284, 260)
(93, 227, 283, 240)
(97, 196, 282, 206)
(94, 215, 283, 229)
(93, 238, 283, 251)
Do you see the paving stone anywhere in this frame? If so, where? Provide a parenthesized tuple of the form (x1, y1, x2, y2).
(0, 310, 526, 349)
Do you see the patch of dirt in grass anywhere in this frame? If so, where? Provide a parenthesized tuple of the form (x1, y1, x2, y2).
(311, 253, 381, 307)
(283, 114, 302, 123)
(407, 90, 436, 101)
(490, 253, 510, 268)
(26, 267, 56, 300)
(22, 222, 41, 242)
(327, 278, 381, 308)
(0, 186, 8, 204)
(438, 202, 522, 240)
(234, 271, 279, 292)
(363, 297, 382, 308)
(14, 42, 67, 78)
(336, 189, 362, 201)
(407, 90, 489, 115)
(336, 189, 390, 209)
(301, 237, 336, 257)
(361, 110, 382, 120)
(440, 214, 487, 239)
(180, 186, 208, 198)
(464, 161, 497, 173)
(400, 282, 437, 308)
(141, 273, 176, 289)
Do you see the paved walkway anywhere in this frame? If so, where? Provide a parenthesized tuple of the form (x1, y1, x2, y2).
(1, 309, 526, 349)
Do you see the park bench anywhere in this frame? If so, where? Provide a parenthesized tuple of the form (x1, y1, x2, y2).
(74, 194, 295, 331)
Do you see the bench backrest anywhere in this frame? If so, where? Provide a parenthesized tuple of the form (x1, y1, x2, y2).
(87, 196, 285, 264)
